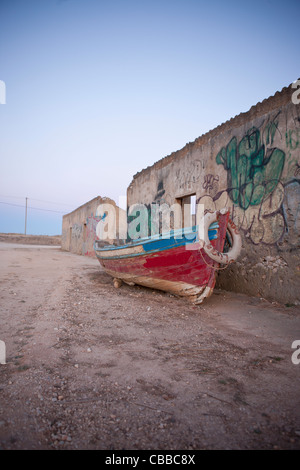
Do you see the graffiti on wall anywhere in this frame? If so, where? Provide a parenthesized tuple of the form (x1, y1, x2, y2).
(127, 179, 173, 238)
(198, 181, 287, 245)
(216, 126, 285, 210)
(196, 121, 300, 246)
(286, 128, 300, 150)
(83, 215, 101, 256)
(175, 159, 203, 192)
(202, 174, 219, 196)
(71, 223, 82, 239)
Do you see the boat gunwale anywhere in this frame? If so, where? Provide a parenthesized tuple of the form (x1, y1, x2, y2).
(95, 239, 204, 260)
(94, 223, 219, 254)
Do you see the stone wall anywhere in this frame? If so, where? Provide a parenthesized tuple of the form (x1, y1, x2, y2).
(61, 196, 126, 257)
(127, 82, 300, 304)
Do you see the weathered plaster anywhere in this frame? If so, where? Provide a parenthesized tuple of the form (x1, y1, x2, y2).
(61, 196, 126, 257)
(127, 83, 300, 304)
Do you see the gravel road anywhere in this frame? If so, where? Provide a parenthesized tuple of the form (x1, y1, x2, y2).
(0, 241, 300, 450)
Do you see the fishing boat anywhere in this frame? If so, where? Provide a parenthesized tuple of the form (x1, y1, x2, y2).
(94, 209, 242, 304)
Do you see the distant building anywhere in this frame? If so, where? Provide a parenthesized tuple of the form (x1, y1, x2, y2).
(61, 196, 126, 257)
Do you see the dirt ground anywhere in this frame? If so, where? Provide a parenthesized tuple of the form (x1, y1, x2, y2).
(0, 236, 300, 450)
(0, 233, 61, 246)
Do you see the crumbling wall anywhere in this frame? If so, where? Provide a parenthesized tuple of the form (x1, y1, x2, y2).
(127, 83, 300, 304)
(61, 196, 126, 257)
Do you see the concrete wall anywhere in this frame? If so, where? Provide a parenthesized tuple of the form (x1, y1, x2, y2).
(127, 83, 300, 305)
(61, 196, 126, 257)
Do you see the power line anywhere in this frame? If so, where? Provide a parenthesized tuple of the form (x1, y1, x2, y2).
(0, 201, 27, 209)
(0, 201, 67, 214)
(0, 195, 24, 200)
(29, 198, 75, 208)
(0, 195, 75, 208)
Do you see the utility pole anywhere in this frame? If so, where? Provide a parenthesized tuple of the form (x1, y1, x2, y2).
(25, 197, 28, 235)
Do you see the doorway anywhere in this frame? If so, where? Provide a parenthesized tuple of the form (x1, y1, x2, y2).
(176, 194, 197, 228)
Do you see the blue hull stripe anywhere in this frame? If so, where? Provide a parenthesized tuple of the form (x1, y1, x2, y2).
(94, 224, 219, 260)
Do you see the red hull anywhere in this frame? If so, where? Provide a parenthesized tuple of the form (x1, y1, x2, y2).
(95, 212, 230, 303)
(100, 242, 217, 289)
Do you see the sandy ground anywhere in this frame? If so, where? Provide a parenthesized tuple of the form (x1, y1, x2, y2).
(0, 238, 300, 450)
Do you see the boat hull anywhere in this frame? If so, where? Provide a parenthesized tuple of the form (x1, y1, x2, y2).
(94, 211, 229, 304)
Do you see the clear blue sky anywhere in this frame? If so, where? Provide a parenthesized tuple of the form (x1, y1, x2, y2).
(0, 0, 299, 235)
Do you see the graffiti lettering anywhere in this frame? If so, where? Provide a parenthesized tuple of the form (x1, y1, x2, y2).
(175, 159, 202, 191)
(71, 223, 82, 238)
(203, 174, 219, 195)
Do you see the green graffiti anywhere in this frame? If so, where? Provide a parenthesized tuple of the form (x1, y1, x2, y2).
(263, 119, 279, 146)
(216, 127, 285, 210)
(285, 129, 300, 150)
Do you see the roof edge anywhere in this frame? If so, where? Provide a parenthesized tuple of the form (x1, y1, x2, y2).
(62, 195, 117, 218)
(128, 80, 299, 186)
